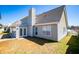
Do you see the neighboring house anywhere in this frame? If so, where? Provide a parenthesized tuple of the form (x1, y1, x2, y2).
(0, 24, 5, 33)
(0, 24, 3, 28)
(9, 5, 68, 41)
(2, 25, 10, 33)
(70, 26, 79, 32)
(68, 26, 79, 36)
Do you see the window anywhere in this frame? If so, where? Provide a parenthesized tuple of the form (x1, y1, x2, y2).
(42, 25, 51, 35)
(24, 28, 26, 35)
(35, 27, 38, 35)
(20, 28, 22, 36)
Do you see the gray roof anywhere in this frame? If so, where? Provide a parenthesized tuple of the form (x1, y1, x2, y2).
(19, 16, 29, 27)
(10, 20, 21, 28)
(36, 5, 65, 24)
(10, 5, 65, 27)
(10, 16, 28, 27)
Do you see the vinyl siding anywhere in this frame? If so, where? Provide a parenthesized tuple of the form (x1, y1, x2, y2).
(58, 10, 67, 41)
(34, 24, 57, 41)
(27, 26, 33, 36)
(10, 27, 16, 38)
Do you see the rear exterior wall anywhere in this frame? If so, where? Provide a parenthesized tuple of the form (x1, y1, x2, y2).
(34, 24, 58, 41)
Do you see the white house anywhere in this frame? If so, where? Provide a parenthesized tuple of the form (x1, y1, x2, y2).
(9, 5, 68, 41)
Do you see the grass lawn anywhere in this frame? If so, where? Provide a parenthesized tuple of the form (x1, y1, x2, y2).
(0, 34, 78, 54)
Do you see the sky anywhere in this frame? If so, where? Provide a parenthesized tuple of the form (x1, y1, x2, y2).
(0, 5, 79, 26)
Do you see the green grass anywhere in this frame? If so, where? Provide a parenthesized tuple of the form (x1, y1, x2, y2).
(56, 33, 79, 54)
(46, 33, 79, 54)
(51, 34, 72, 54)
(66, 35, 79, 54)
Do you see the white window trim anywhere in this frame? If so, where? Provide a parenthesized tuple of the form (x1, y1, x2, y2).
(42, 25, 51, 36)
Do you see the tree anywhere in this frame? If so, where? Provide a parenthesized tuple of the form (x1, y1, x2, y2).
(0, 24, 3, 28)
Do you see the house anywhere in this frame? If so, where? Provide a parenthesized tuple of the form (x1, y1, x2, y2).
(9, 5, 68, 41)
(0, 24, 3, 28)
(68, 26, 79, 36)
(70, 26, 79, 32)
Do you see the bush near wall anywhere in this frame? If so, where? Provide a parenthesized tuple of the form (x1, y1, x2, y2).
(77, 32, 79, 39)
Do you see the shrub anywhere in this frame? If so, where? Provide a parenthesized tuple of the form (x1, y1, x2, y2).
(77, 32, 79, 39)
(3, 27, 10, 33)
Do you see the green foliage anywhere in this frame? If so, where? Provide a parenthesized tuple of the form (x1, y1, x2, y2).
(4, 27, 10, 33)
(67, 36, 79, 54)
(77, 32, 79, 39)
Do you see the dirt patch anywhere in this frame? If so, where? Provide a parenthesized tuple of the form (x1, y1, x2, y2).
(0, 35, 72, 54)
